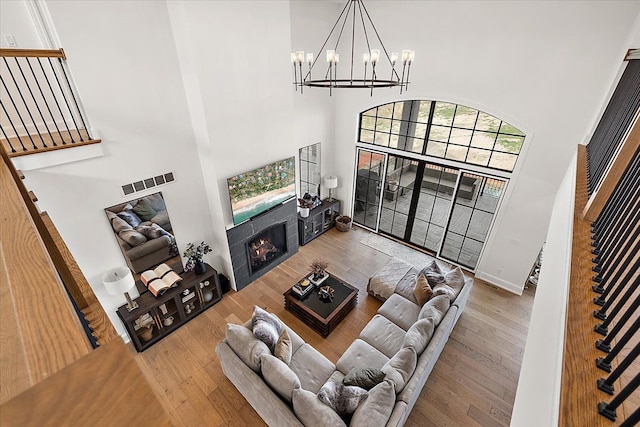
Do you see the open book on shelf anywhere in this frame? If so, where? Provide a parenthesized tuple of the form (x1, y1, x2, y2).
(141, 263, 182, 297)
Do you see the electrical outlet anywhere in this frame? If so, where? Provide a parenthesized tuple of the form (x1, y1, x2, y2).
(4, 35, 17, 47)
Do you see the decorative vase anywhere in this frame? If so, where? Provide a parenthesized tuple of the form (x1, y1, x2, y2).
(195, 260, 206, 275)
(300, 207, 310, 218)
(140, 325, 154, 342)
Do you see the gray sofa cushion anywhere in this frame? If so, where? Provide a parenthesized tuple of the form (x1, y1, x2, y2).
(418, 294, 451, 326)
(289, 344, 335, 393)
(402, 317, 435, 355)
(292, 389, 346, 427)
(261, 354, 301, 403)
(381, 347, 417, 393)
(225, 323, 270, 372)
(350, 380, 396, 426)
(368, 257, 412, 301)
(336, 339, 390, 375)
(377, 294, 421, 331)
(343, 367, 386, 390)
(398, 305, 458, 404)
(393, 267, 420, 304)
(359, 314, 406, 358)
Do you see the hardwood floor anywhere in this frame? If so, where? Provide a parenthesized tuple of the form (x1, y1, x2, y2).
(133, 226, 535, 426)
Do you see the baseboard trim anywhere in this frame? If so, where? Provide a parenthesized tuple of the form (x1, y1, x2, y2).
(474, 271, 523, 295)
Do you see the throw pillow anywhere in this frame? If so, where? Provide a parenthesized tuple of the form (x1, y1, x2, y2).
(413, 273, 433, 306)
(421, 259, 443, 276)
(402, 318, 435, 354)
(109, 215, 132, 233)
(252, 306, 282, 352)
(132, 199, 157, 221)
(381, 347, 417, 393)
(350, 380, 395, 426)
(317, 381, 368, 416)
(343, 367, 386, 390)
(225, 323, 270, 372)
(442, 266, 465, 299)
(292, 389, 347, 427)
(143, 193, 166, 212)
(274, 329, 292, 365)
(118, 229, 147, 247)
(135, 223, 172, 239)
(260, 354, 300, 403)
(418, 294, 451, 326)
(117, 209, 143, 227)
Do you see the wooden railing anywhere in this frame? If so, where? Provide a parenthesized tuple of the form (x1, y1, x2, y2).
(0, 48, 100, 156)
(0, 143, 171, 424)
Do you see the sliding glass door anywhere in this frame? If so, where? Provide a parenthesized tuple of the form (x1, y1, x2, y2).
(440, 173, 506, 269)
(352, 152, 506, 270)
(353, 149, 384, 230)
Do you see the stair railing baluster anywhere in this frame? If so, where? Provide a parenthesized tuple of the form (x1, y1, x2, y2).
(593, 230, 640, 304)
(619, 405, 640, 427)
(3, 57, 46, 148)
(56, 57, 86, 141)
(592, 186, 640, 263)
(1, 101, 26, 152)
(596, 312, 640, 364)
(594, 273, 640, 338)
(27, 57, 64, 146)
(43, 58, 73, 145)
(48, 57, 79, 143)
(596, 342, 640, 395)
(1, 71, 37, 150)
(14, 56, 56, 147)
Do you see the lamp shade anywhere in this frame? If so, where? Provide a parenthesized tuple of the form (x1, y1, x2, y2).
(103, 267, 136, 297)
(324, 176, 338, 189)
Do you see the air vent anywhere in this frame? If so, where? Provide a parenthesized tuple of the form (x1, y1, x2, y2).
(121, 172, 175, 196)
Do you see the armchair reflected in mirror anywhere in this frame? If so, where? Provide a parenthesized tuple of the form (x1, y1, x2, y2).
(299, 142, 321, 198)
(105, 192, 180, 274)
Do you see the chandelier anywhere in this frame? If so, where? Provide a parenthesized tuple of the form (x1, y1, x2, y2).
(291, 0, 414, 95)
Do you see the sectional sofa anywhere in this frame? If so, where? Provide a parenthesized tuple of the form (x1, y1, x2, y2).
(215, 257, 473, 426)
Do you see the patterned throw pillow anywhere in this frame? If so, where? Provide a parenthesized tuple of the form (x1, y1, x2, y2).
(317, 381, 369, 416)
(132, 199, 157, 221)
(252, 306, 282, 352)
(117, 209, 143, 227)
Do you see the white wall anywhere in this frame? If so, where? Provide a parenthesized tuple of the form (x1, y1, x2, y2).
(16, 0, 217, 337)
(0, 0, 42, 48)
(291, 0, 640, 293)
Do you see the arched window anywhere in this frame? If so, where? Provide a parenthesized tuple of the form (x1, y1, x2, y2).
(359, 100, 525, 172)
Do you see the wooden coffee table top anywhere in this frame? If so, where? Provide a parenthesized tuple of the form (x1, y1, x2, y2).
(284, 273, 358, 337)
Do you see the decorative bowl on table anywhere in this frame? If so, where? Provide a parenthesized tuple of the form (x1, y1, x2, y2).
(318, 285, 335, 302)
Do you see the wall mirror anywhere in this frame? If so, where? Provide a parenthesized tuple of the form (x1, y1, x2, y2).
(299, 142, 321, 198)
(105, 192, 180, 274)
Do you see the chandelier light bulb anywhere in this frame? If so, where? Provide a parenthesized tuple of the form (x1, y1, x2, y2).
(306, 53, 314, 64)
(291, 52, 297, 63)
(391, 52, 398, 65)
(326, 50, 335, 63)
(370, 49, 380, 64)
(296, 51, 305, 63)
(334, 53, 339, 63)
(402, 50, 415, 64)
(362, 53, 370, 64)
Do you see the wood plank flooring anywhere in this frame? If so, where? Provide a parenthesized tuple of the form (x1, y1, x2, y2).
(133, 226, 535, 426)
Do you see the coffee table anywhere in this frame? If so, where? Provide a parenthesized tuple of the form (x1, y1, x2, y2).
(284, 273, 358, 338)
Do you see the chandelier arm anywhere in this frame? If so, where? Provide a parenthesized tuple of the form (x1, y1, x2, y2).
(333, 1, 352, 53)
(356, 1, 373, 58)
(350, 2, 356, 83)
(303, 0, 352, 82)
(359, 0, 401, 81)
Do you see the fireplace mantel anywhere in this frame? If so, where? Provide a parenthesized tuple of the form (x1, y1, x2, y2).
(226, 201, 299, 291)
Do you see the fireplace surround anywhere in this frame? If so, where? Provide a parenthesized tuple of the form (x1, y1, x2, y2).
(226, 200, 299, 291)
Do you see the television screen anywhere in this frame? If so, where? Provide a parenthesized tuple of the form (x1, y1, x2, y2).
(227, 156, 296, 225)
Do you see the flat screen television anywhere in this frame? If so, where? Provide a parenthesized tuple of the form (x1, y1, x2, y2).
(227, 156, 296, 225)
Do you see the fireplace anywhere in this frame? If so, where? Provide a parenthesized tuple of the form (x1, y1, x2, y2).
(247, 224, 287, 275)
(226, 200, 299, 291)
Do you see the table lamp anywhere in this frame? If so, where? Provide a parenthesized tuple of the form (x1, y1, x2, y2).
(103, 266, 139, 311)
(324, 175, 338, 201)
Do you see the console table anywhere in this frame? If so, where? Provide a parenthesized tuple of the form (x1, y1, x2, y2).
(117, 264, 221, 352)
(298, 199, 340, 246)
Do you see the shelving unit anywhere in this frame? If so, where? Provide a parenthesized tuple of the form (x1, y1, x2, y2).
(298, 199, 340, 245)
(525, 244, 544, 288)
(117, 264, 221, 352)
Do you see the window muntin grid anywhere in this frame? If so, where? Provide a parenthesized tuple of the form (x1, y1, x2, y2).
(359, 101, 525, 172)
